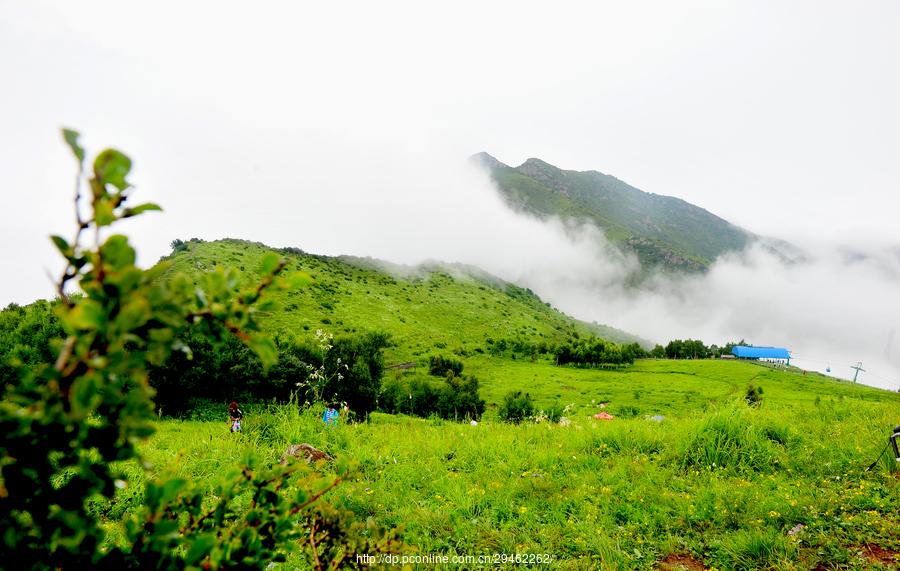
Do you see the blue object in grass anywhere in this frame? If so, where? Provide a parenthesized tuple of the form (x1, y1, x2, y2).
(322, 406, 339, 427)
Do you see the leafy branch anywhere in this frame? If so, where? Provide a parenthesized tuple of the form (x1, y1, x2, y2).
(0, 129, 402, 570)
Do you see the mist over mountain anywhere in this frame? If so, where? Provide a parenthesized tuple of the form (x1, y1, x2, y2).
(472, 152, 761, 273)
(459, 153, 899, 390)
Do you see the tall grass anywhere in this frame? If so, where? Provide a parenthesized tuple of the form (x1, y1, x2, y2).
(124, 395, 900, 570)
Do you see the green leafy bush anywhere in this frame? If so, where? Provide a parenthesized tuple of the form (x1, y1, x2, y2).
(428, 354, 463, 377)
(379, 373, 485, 421)
(0, 130, 401, 570)
(745, 384, 764, 406)
(498, 390, 535, 423)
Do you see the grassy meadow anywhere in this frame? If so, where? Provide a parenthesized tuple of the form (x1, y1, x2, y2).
(161, 239, 643, 355)
(134, 359, 900, 570)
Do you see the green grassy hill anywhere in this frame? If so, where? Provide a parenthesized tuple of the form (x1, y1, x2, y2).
(161, 239, 645, 363)
(162, 239, 900, 414)
(473, 153, 754, 272)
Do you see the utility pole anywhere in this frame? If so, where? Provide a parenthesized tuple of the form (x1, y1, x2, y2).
(851, 362, 865, 383)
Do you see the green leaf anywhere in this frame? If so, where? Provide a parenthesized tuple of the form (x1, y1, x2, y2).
(94, 198, 116, 227)
(67, 300, 106, 330)
(161, 478, 188, 503)
(247, 334, 278, 369)
(117, 296, 151, 331)
(144, 481, 162, 511)
(62, 128, 85, 164)
(153, 519, 180, 540)
(99, 235, 136, 270)
(70, 375, 99, 414)
(122, 202, 162, 218)
(93, 149, 132, 191)
(258, 253, 282, 275)
(185, 533, 217, 565)
(282, 271, 312, 290)
(50, 235, 73, 257)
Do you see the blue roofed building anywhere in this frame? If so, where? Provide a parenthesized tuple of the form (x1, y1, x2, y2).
(732, 345, 791, 365)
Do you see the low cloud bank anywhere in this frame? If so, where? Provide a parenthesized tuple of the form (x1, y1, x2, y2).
(521, 235, 900, 390)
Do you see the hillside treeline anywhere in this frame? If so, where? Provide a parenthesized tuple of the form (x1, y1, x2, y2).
(554, 338, 647, 367)
(0, 300, 390, 419)
(148, 330, 390, 418)
(550, 336, 742, 365)
(0, 301, 63, 384)
(648, 339, 742, 360)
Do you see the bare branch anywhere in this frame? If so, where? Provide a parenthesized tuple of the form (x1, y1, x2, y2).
(309, 522, 322, 571)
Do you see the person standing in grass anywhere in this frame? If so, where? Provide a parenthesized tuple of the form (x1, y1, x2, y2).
(229, 401, 243, 433)
(322, 403, 339, 427)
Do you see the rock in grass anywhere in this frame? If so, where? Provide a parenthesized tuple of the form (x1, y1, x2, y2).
(280, 443, 333, 465)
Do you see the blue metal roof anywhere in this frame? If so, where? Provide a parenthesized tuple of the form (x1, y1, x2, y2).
(732, 346, 790, 359)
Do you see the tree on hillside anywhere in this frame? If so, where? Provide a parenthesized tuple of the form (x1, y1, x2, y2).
(436, 373, 486, 421)
(323, 331, 391, 420)
(0, 300, 65, 386)
(498, 390, 535, 423)
(665, 339, 710, 359)
(428, 354, 464, 377)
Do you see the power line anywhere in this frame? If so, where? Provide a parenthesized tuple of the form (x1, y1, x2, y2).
(790, 353, 899, 389)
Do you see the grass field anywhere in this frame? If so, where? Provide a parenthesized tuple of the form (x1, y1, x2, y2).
(133, 359, 900, 570)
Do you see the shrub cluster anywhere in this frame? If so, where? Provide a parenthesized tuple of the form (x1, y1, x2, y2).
(0, 303, 392, 420)
(427, 354, 463, 377)
(498, 390, 535, 423)
(380, 374, 485, 420)
(382, 355, 485, 421)
(150, 330, 390, 418)
(554, 338, 645, 367)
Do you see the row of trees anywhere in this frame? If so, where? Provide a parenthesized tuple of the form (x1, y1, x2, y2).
(554, 338, 646, 367)
(551, 336, 746, 366)
(380, 375, 485, 420)
(148, 329, 390, 419)
(0, 299, 391, 420)
(381, 355, 486, 420)
(648, 339, 743, 360)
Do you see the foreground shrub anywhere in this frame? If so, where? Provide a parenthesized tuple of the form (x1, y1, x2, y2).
(0, 131, 400, 570)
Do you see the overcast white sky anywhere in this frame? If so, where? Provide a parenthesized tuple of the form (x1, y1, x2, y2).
(2, 1, 899, 387)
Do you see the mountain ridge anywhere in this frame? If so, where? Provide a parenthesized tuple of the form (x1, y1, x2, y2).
(472, 152, 756, 272)
(161, 239, 649, 360)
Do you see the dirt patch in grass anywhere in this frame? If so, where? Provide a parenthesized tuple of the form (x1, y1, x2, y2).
(855, 544, 900, 566)
(657, 553, 707, 571)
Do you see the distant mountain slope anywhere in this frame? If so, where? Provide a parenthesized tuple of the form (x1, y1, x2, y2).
(473, 153, 754, 272)
(160, 239, 646, 360)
